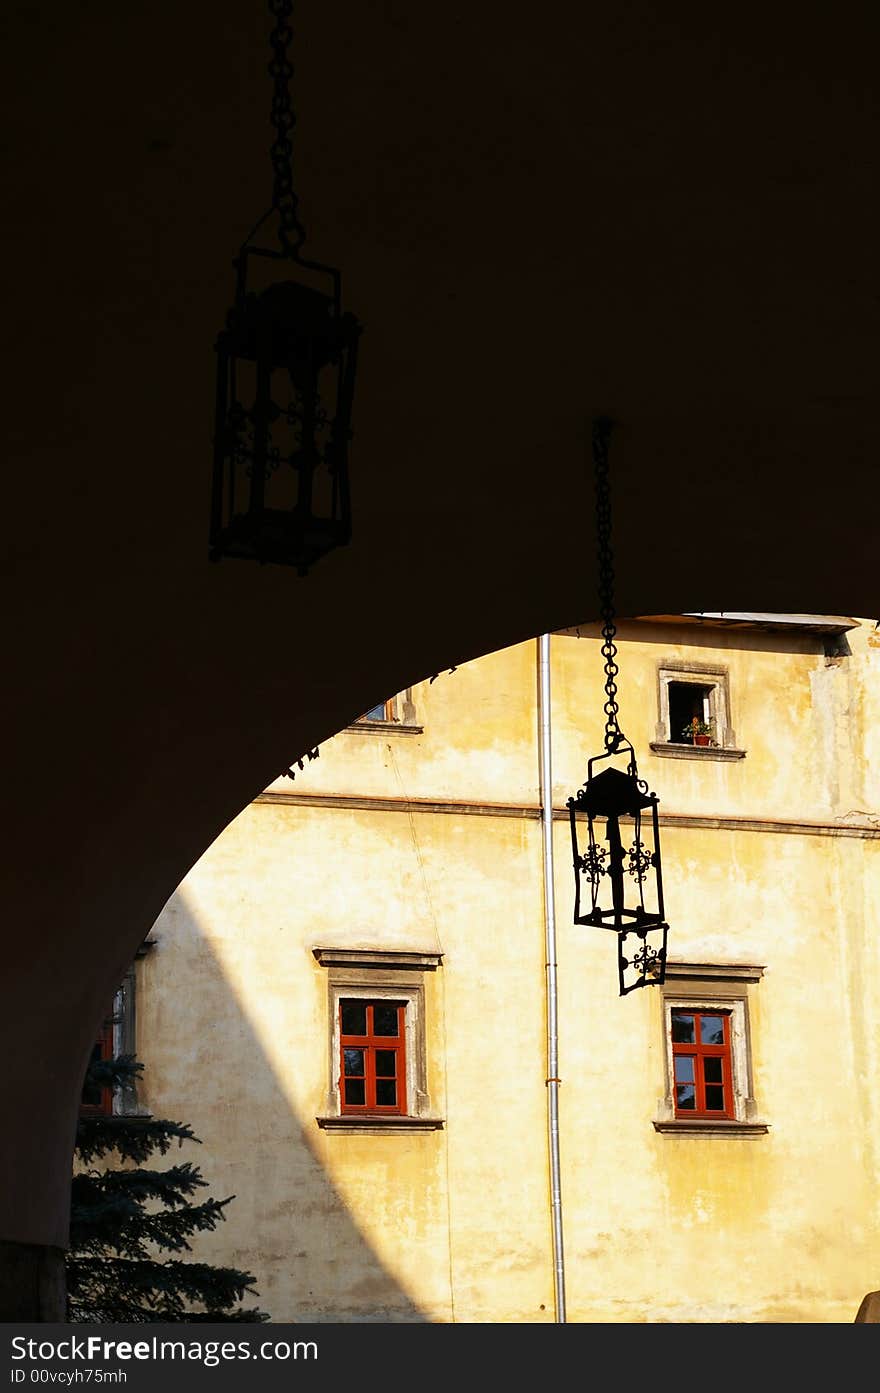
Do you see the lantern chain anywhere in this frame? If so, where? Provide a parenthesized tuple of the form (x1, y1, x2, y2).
(593, 417, 622, 753)
(268, 0, 307, 257)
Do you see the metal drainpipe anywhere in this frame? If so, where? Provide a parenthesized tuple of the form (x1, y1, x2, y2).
(538, 633, 566, 1322)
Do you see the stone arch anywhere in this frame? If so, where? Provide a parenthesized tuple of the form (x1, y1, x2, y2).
(3, 0, 879, 1314)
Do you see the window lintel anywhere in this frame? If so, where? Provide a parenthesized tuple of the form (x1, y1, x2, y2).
(663, 961, 765, 984)
(313, 947, 443, 971)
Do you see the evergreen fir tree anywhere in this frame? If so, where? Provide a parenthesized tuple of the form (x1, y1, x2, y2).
(69, 1051, 269, 1323)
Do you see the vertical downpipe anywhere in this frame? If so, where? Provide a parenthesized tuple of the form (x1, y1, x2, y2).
(538, 634, 566, 1322)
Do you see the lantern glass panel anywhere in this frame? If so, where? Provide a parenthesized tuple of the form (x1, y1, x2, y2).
(211, 256, 360, 573)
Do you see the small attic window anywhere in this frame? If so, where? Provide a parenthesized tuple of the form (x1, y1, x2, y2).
(651, 664, 745, 759)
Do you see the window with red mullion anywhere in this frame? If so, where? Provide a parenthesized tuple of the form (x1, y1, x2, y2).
(339, 999, 407, 1115)
(79, 1012, 115, 1117)
(357, 698, 394, 722)
(671, 1009, 734, 1119)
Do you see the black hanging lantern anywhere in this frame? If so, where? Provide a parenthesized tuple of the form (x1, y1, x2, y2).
(567, 739, 668, 996)
(210, 0, 362, 574)
(566, 420, 669, 996)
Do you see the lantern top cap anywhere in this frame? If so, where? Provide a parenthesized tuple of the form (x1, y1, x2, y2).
(571, 764, 655, 818)
(243, 278, 336, 329)
(219, 273, 361, 366)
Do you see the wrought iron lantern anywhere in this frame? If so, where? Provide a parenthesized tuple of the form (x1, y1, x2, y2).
(566, 419, 669, 996)
(567, 739, 668, 996)
(210, 0, 362, 574)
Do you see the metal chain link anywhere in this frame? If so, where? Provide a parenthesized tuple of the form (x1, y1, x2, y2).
(592, 417, 622, 752)
(268, 0, 306, 256)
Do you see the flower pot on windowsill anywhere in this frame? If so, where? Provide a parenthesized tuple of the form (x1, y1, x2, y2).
(682, 718, 716, 746)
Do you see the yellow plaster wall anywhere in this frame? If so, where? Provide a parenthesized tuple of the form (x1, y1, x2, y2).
(555, 825, 879, 1321)
(262, 638, 541, 808)
(137, 617, 880, 1321)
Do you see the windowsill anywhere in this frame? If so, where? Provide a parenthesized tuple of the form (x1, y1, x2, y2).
(650, 742, 746, 762)
(346, 721, 424, 736)
(78, 1110, 154, 1123)
(316, 1115, 444, 1133)
(653, 1119, 769, 1137)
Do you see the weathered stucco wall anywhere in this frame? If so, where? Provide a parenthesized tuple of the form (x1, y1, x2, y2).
(136, 616, 880, 1321)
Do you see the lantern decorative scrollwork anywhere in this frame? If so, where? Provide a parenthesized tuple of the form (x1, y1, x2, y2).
(210, 0, 362, 574)
(566, 419, 669, 996)
(567, 739, 668, 996)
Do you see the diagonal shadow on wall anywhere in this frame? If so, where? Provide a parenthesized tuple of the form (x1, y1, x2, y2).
(133, 892, 434, 1323)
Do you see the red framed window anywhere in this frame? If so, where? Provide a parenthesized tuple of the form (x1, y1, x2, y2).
(79, 1012, 115, 1117)
(357, 698, 395, 722)
(671, 1009, 734, 1119)
(339, 999, 407, 1115)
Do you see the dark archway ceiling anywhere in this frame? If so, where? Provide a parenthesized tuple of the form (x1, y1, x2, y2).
(2, 2, 878, 1245)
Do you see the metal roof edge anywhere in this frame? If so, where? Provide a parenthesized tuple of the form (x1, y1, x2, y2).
(634, 612, 860, 634)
